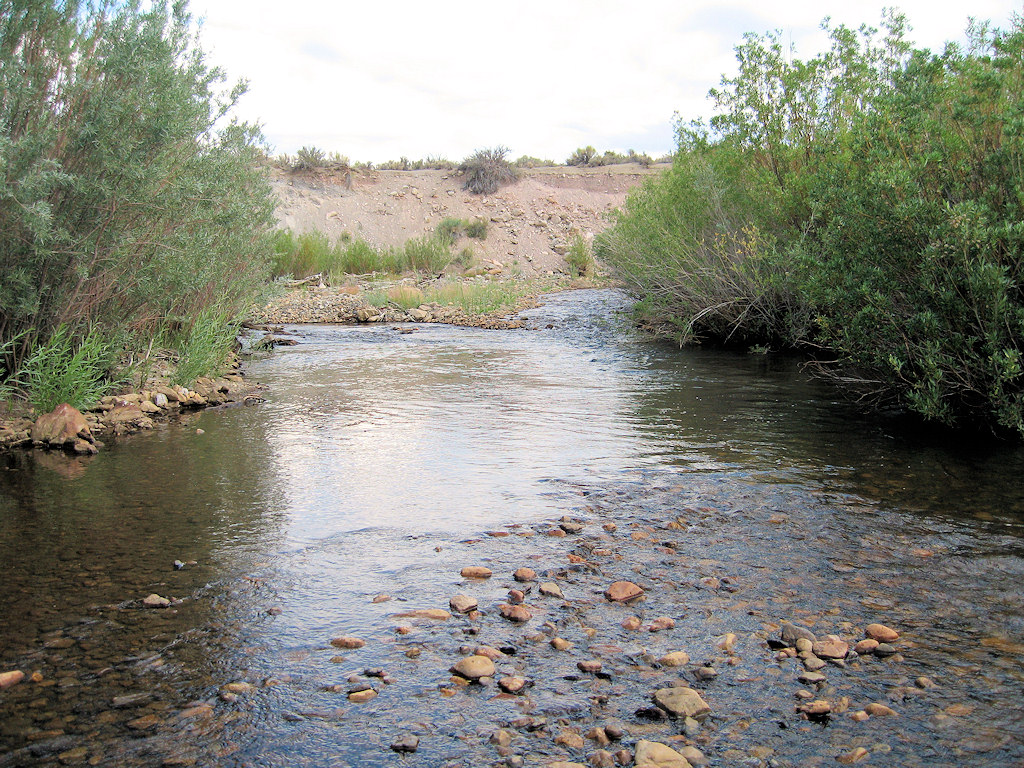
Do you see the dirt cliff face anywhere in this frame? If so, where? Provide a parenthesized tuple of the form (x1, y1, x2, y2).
(271, 164, 663, 276)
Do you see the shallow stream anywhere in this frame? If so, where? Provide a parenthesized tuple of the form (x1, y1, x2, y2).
(1, 289, 1022, 767)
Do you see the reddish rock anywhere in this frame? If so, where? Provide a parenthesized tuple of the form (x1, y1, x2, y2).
(393, 608, 450, 620)
(449, 595, 478, 614)
(330, 636, 365, 649)
(31, 404, 91, 446)
(577, 659, 602, 674)
(865, 702, 897, 717)
(853, 638, 879, 655)
(604, 581, 644, 603)
(451, 655, 495, 680)
(812, 636, 850, 659)
(648, 616, 675, 632)
(498, 676, 527, 694)
(865, 623, 899, 642)
(513, 567, 537, 582)
(0, 670, 25, 689)
(621, 616, 642, 630)
(499, 603, 532, 622)
(461, 566, 493, 579)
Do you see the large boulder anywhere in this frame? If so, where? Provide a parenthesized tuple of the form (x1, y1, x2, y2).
(31, 404, 92, 447)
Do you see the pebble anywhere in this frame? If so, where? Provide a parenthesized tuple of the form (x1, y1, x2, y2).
(474, 645, 504, 660)
(330, 636, 365, 649)
(648, 616, 675, 632)
(874, 643, 897, 656)
(0, 670, 25, 689)
(451, 655, 495, 680)
(560, 522, 584, 534)
(653, 687, 711, 719)
(853, 638, 879, 655)
(461, 566, 493, 578)
(539, 582, 564, 598)
(621, 616, 642, 630)
(555, 731, 585, 749)
(449, 595, 478, 613)
(865, 702, 897, 717)
(142, 594, 171, 608)
(348, 688, 377, 703)
(508, 589, 526, 604)
(514, 567, 537, 582)
(658, 652, 690, 667)
(798, 671, 827, 685)
(865, 623, 899, 642)
(126, 713, 160, 730)
(586, 727, 610, 745)
(634, 740, 691, 768)
(589, 749, 616, 767)
(390, 734, 419, 753)
(605, 581, 644, 603)
(803, 655, 826, 672)
(499, 676, 527, 694)
(797, 700, 831, 716)
(490, 729, 513, 746)
(577, 659, 602, 674)
(499, 604, 532, 622)
(393, 608, 450, 620)
(694, 666, 718, 681)
(551, 637, 574, 651)
(837, 747, 869, 764)
(781, 621, 817, 646)
(812, 637, 850, 659)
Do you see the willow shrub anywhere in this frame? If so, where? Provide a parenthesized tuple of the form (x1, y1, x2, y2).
(602, 13, 1024, 435)
(0, 1, 275, 392)
(802, 23, 1024, 433)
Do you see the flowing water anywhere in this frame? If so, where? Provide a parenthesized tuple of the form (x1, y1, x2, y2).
(1, 289, 1023, 767)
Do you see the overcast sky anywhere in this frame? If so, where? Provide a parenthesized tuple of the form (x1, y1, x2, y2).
(188, 1, 1020, 163)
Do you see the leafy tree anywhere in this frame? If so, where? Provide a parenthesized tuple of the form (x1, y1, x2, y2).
(0, 0, 275, 379)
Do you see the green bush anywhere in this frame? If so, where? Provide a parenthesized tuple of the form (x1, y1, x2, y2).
(602, 11, 1024, 434)
(436, 217, 466, 244)
(567, 146, 598, 166)
(461, 147, 519, 195)
(0, 0, 274, 384)
(565, 235, 596, 279)
(465, 218, 488, 240)
(293, 145, 327, 170)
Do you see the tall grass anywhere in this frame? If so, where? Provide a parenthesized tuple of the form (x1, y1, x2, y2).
(168, 308, 238, 386)
(272, 229, 453, 278)
(18, 326, 121, 412)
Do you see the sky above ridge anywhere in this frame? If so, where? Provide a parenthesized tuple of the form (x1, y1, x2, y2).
(189, 0, 1020, 163)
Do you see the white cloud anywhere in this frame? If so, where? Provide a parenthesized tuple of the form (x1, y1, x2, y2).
(189, 0, 1021, 161)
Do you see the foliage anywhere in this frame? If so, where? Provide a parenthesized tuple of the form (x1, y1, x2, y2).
(800, 22, 1024, 432)
(601, 12, 1024, 434)
(465, 218, 488, 239)
(436, 217, 488, 244)
(461, 146, 519, 194)
(566, 234, 596, 278)
(168, 308, 236, 386)
(18, 325, 121, 412)
(0, 0, 275, 385)
(567, 146, 597, 166)
(293, 145, 327, 170)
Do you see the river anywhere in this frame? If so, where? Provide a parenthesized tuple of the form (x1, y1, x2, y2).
(1, 288, 1022, 767)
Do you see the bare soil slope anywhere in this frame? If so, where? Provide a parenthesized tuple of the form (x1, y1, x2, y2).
(272, 164, 663, 276)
